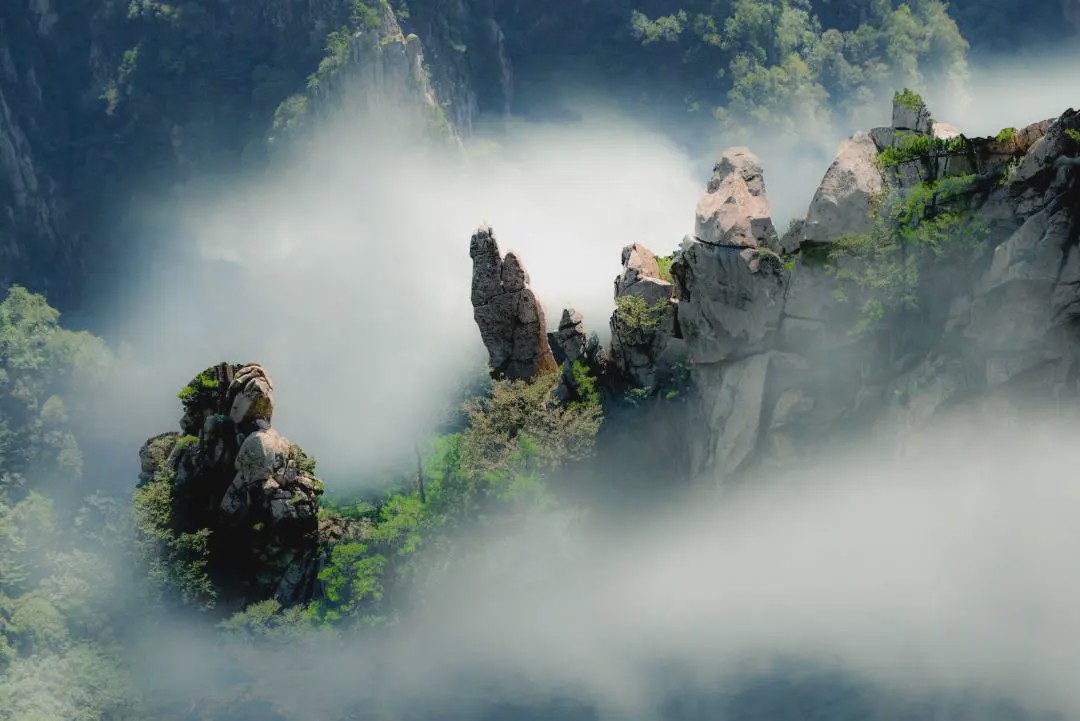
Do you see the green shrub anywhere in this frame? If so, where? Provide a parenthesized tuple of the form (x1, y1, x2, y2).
(570, 360, 601, 409)
(308, 543, 386, 623)
(656, 254, 675, 284)
(994, 126, 1017, 143)
(614, 295, 669, 343)
(877, 133, 970, 168)
(174, 435, 198, 451)
(287, 444, 318, 475)
(1066, 129, 1080, 144)
(894, 88, 925, 111)
(132, 471, 215, 610)
(828, 175, 987, 333)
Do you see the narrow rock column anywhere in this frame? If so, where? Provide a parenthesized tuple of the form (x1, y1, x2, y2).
(469, 225, 557, 380)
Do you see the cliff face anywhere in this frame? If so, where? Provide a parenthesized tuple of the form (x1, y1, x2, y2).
(0, 0, 499, 308)
(467, 94, 1080, 489)
(680, 97, 1080, 483)
(0, 2, 88, 302)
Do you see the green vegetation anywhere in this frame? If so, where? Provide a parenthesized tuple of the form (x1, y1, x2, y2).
(288, 443, 318, 475)
(301, 372, 602, 625)
(0, 286, 143, 715)
(656, 254, 675, 284)
(176, 371, 218, 400)
(625, 1, 967, 135)
(615, 294, 669, 343)
(894, 88, 925, 111)
(570, 360, 602, 408)
(174, 434, 198, 451)
(132, 469, 215, 611)
(994, 126, 1017, 143)
(876, 134, 970, 168)
(1066, 129, 1080, 144)
(0, 286, 110, 488)
(828, 174, 987, 333)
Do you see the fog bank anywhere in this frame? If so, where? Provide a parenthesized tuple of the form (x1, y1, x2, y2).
(128, 418, 1080, 720)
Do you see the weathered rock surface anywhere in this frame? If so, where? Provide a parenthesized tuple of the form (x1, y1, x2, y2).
(673, 240, 786, 365)
(457, 96, 1077, 494)
(138, 362, 343, 609)
(551, 308, 588, 365)
(695, 148, 779, 251)
(892, 94, 933, 133)
(470, 224, 558, 380)
(800, 132, 884, 246)
(668, 98, 1080, 486)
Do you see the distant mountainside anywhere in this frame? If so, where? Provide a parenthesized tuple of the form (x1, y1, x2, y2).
(2, 0, 1076, 311)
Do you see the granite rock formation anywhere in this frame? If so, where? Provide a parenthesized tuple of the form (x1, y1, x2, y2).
(470, 224, 558, 381)
(138, 362, 346, 609)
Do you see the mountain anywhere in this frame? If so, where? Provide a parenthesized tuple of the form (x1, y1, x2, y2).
(3, 0, 1076, 312)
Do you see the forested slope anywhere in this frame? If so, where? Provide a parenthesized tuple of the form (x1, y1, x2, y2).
(1, 0, 1076, 309)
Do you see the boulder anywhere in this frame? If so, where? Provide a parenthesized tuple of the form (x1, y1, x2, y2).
(227, 363, 274, 426)
(891, 92, 933, 133)
(695, 148, 779, 251)
(800, 132, 884, 246)
(469, 225, 558, 381)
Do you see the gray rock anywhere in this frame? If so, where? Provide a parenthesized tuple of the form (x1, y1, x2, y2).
(693, 352, 805, 482)
(552, 308, 588, 364)
(469, 225, 558, 380)
(892, 93, 933, 133)
(800, 132, 884, 246)
(140, 362, 327, 609)
(228, 364, 274, 427)
(673, 239, 786, 365)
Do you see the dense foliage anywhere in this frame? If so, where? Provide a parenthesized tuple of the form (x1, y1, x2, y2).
(305, 371, 602, 625)
(826, 173, 988, 333)
(0, 287, 143, 718)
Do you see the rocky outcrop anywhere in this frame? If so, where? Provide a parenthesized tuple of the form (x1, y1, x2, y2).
(799, 132, 884, 247)
(609, 243, 684, 389)
(642, 94, 1079, 486)
(457, 94, 1077, 491)
(695, 148, 780, 251)
(470, 224, 558, 381)
(138, 362, 346, 609)
(674, 150, 788, 366)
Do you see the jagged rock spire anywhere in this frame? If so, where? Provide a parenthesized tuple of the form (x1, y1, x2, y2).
(695, 148, 779, 252)
(469, 225, 557, 381)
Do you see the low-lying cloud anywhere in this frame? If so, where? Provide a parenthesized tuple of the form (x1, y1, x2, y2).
(127, 417, 1080, 720)
(92, 103, 700, 483)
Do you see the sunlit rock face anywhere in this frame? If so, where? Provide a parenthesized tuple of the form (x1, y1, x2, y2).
(694, 148, 780, 252)
(799, 132, 884, 248)
(609, 93, 1080, 487)
(138, 362, 344, 609)
(469, 224, 558, 381)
